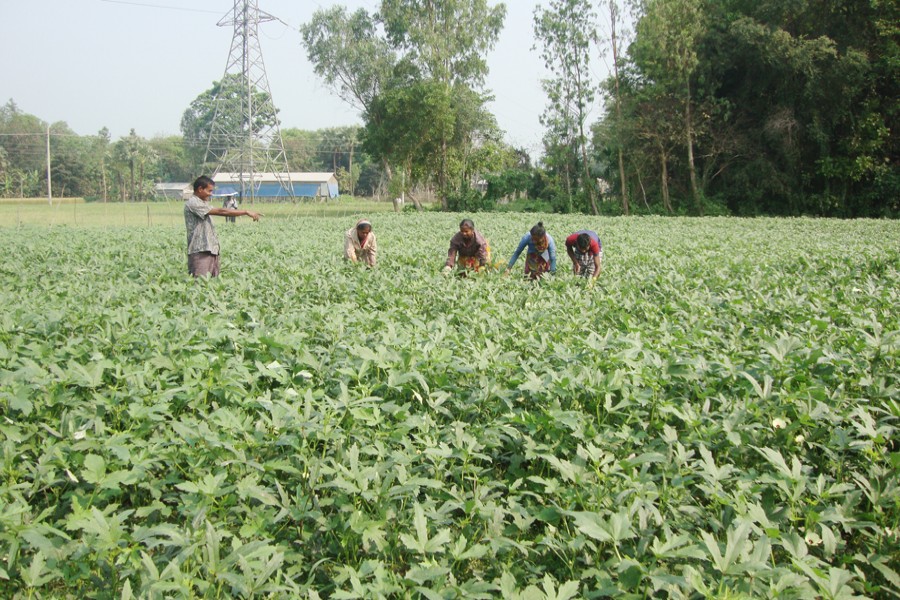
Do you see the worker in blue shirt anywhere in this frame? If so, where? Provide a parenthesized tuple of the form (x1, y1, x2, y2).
(506, 221, 557, 279)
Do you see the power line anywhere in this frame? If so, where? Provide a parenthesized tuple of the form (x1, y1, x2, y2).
(98, 0, 221, 14)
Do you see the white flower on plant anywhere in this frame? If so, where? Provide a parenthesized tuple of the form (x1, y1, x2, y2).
(804, 532, 822, 546)
(794, 434, 805, 444)
(772, 418, 788, 430)
(73, 430, 87, 440)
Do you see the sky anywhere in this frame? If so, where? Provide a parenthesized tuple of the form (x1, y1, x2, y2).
(0, 0, 614, 157)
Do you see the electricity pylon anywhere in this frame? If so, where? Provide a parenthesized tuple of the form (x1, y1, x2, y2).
(204, 0, 293, 202)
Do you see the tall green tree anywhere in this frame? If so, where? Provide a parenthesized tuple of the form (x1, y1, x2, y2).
(632, 0, 706, 214)
(302, 1, 506, 209)
(0, 146, 9, 196)
(379, 0, 506, 86)
(113, 130, 158, 202)
(301, 7, 398, 196)
(534, 0, 600, 214)
(150, 136, 192, 183)
(47, 121, 93, 198)
(180, 74, 279, 172)
(604, 0, 630, 214)
(0, 100, 46, 179)
(364, 78, 456, 209)
(705, 0, 898, 215)
(378, 0, 506, 207)
(300, 7, 395, 113)
(281, 128, 320, 172)
(598, 0, 899, 216)
(89, 128, 112, 202)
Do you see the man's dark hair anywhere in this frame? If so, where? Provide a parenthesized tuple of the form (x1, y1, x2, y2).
(577, 233, 591, 251)
(193, 175, 215, 192)
(460, 218, 475, 229)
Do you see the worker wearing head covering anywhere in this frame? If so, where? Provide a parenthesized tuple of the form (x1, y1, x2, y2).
(344, 219, 377, 267)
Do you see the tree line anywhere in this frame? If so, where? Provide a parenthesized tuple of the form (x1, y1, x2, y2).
(592, 0, 899, 217)
(301, 0, 897, 217)
(2, 0, 896, 216)
(0, 99, 381, 202)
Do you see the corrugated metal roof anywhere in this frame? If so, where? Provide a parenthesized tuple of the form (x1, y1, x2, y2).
(213, 172, 337, 184)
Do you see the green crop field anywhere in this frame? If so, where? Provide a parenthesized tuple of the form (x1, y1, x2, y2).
(1, 213, 898, 598)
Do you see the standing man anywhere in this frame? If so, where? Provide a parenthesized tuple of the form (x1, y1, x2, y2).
(184, 175, 261, 277)
(223, 195, 238, 223)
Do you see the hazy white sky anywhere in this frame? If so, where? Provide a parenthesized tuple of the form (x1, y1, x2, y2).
(1, 0, 614, 156)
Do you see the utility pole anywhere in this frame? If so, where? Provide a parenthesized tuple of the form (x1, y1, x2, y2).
(204, 0, 293, 203)
(46, 125, 52, 205)
(348, 140, 354, 197)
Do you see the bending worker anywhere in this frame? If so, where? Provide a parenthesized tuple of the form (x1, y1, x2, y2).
(344, 219, 377, 267)
(444, 218, 490, 274)
(565, 230, 603, 280)
(506, 221, 556, 279)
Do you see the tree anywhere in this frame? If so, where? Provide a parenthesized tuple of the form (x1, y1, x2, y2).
(599, 0, 898, 216)
(317, 127, 364, 195)
(379, 0, 506, 87)
(0, 99, 46, 176)
(632, 0, 706, 214)
(180, 74, 279, 172)
(534, 0, 600, 214)
(281, 128, 320, 172)
(284, 126, 368, 194)
(301, 1, 506, 208)
(0, 146, 8, 187)
(604, 0, 630, 214)
(113, 130, 158, 202)
(704, 0, 899, 216)
(90, 128, 112, 202)
(483, 145, 534, 204)
(48, 121, 92, 198)
(378, 0, 506, 207)
(301, 7, 398, 199)
(363, 78, 456, 209)
(150, 136, 193, 183)
(300, 7, 395, 114)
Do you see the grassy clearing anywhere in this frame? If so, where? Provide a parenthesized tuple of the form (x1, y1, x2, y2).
(0, 198, 401, 228)
(1, 213, 898, 598)
(0, 197, 85, 205)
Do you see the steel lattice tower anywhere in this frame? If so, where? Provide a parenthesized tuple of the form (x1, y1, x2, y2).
(204, 0, 293, 202)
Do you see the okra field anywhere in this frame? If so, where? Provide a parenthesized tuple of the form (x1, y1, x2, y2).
(1, 213, 898, 599)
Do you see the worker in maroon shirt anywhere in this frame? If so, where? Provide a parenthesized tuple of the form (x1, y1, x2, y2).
(565, 230, 603, 282)
(444, 218, 490, 274)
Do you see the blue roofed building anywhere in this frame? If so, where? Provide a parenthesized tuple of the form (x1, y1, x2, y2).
(210, 172, 340, 201)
